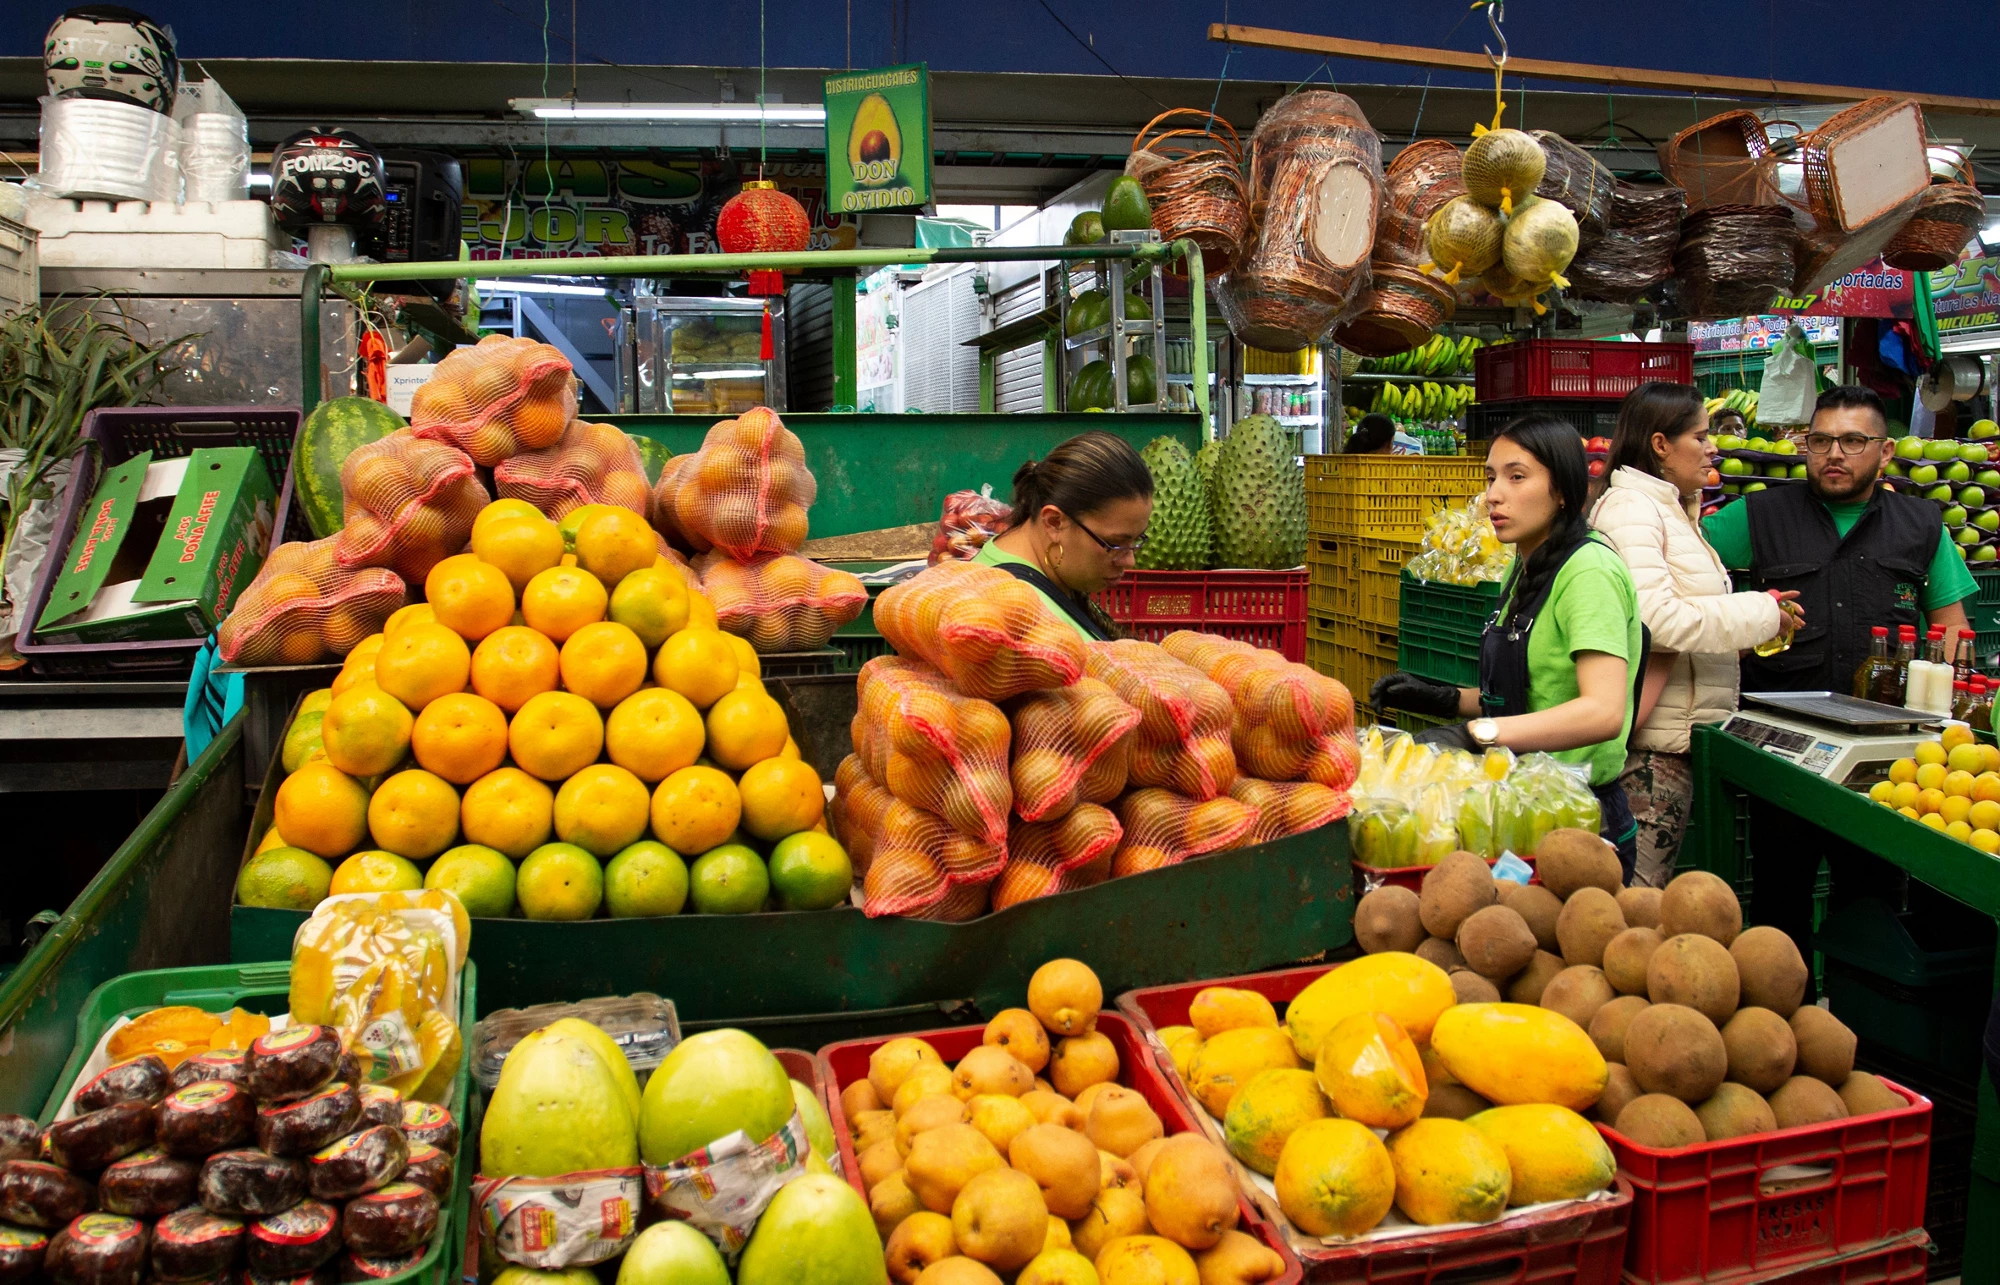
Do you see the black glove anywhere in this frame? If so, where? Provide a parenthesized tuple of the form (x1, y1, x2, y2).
(1369, 672, 1462, 718)
(1413, 722, 1478, 751)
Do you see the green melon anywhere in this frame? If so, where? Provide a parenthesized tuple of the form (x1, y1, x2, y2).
(296, 397, 404, 538)
(626, 433, 672, 486)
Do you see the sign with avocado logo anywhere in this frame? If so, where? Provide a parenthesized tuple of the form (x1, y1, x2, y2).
(823, 63, 932, 214)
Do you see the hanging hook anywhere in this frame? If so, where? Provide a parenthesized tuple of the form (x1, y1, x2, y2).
(1471, 0, 1509, 135)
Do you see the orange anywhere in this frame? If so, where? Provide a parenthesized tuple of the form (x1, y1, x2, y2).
(384, 603, 436, 636)
(1889, 781, 1921, 811)
(1970, 799, 2000, 833)
(367, 769, 462, 860)
(1948, 742, 1986, 774)
(722, 633, 761, 680)
(1980, 744, 2000, 775)
(1918, 787, 1948, 815)
(1921, 812, 1949, 831)
(329, 850, 424, 894)
(607, 565, 691, 649)
(345, 636, 385, 669)
(737, 756, 824, 842)
(1887, 758, 1917, 786)
(509, 690, 606, 780)
(705, 688, 790, 771)
(474, 498, 544, 537)
(471, 625, 560, 713)
(560, 621, 648, 708)
(651, 765, 741, 854)
(605, 688, 706, 782)
(1943, 725, 1978, 753)
(685, 587, 719, 632)
(521, 565, 608, 643)
(558, 503, 618, 552)
(426, 553, 515, 643)
(780, 736, 802, 761)
(1914, 741, 1947, 767)
(1948, 819, 1975, 843)
(461, 766, 556, 857)
(554, 763, 653, 856)
(411, 692, 510, 784)
(474, 513, 566, 593)
(1941, 795, 1974, 826)
(274, 762, 370, 859)
(516, 842, 604, 920)
(1972, 772, 2000, 804)
(653, 628, 739, 709)
(321, 684, 414, 777)
(1915, 762, 1949, 792)
(1975, 828, 2000, 854)
(331, 657, 378, 698)
(375, 622, 472, 711)
(574, 507, 658, 588)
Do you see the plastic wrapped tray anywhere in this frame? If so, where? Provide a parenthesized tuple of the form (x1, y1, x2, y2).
(471, 993, 680, 1091)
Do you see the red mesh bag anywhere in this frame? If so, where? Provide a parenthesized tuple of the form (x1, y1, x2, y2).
(409, 334, 577, 465)
(875, 560, 1087, 701)
(1161, 630, 1361, 788)
(336, 430, 490, 585)
(912, 881, 992, 923)
(667, 408, 816, 560)
(695, 552, 868, 652)
(650, 454, 705, 553)
(839, 761, 1005, 919)
(1007, 678, 1141, 822)
(1112, 787, 1259, 876)
(1084, 640, 1238, 799)
(854, 656, 1013, 845)
(220, 536, 405, 666)
(991, 804, 1123, 911)
(494, 419, 654, 521)
(831, 753, 894, 875)
(929, 487, 1012, 565)
(1228, 776, 1353, 847)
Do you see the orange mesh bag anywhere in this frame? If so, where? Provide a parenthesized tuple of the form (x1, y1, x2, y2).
(650, 454, 705, 554)
(695, 551, 868, 652)
(875, 560, 1088, 701)
(912, 881, 992, 923)
(409, 334, 577, 465)
(991, 803, 1123, 911)
(219, 536, 406, 665)
(1112, 787, 1258, 876)
(1084, 640, 1238, 799)
(669, 407, 816, 560)
(859, 793, 1006, 918)
(831, 753, 894, 875)
(854, 656, 1013, 845)
(336, 429, 491, 584)
(1007, 678, 1142, 822)
(1227, 776, 1353, 847)
(494, 419, 654, 521)
(1160, 630, 1361, 789)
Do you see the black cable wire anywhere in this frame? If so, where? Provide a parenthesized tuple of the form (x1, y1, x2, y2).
(1032, 0, 1171, 111)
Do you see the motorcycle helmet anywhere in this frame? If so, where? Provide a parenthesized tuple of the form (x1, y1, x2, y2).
(269, 128, 388, 233)
(44, 6, 178, 114)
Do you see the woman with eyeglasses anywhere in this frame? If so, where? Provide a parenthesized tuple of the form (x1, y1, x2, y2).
(975, 430, 1155, 640)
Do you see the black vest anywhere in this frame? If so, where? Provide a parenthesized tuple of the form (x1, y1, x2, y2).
(1739, 483, 1941, 693)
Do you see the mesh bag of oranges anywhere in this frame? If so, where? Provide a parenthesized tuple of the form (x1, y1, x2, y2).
(831, 753, 893, 875)
(991, 803, 1123, 911)
(1083, 640, 1238, 800)
(854, 656, 1013, 845)
(337, 429, 492, 584)
(1006, 677, 1141, 822)
(409, 333, 577, 466)
(1161, 630, 1361, 789)
(694, 551, 868, 652)
(494, 419, 655, 521)
(219, 536, 406, 665)
(874, 559, 1088, 701)
(832, 753, 1004, 919)
(662, 407, 816, 560)
(1229, 776, 1353, 846)
(1112, 787, 1259, 876)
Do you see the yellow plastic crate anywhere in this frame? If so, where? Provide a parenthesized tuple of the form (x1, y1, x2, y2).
(1304, 454, 1488, 543)
(1306, 612, 1399, 698)
(1307, 536, 1415, 629)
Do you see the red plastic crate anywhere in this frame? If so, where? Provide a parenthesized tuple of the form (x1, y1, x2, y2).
(816, 1012, 1304, 1284)
(1475, 339, 1694, 402)
(1095, 568, 1306, 662)
(1739, 1230, 1931, 1284)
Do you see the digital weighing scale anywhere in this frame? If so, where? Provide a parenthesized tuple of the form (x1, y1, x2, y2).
(1719, 691, 1940, 787)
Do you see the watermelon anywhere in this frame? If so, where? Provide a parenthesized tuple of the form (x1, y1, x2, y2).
(295, 397, 404, 538)
(626, 432, 672, 486)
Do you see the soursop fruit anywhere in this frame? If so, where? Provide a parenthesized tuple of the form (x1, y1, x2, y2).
(1211, 414, 1307, 569)
(1136, 436, 1212, 571)
(1194, 438, 1223, 496)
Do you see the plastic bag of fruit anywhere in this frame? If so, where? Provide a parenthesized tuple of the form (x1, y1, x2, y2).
(219, 536, 405, 665)
(1228, 776, 1352, 847)
(1006, 678, 1141, 821)
(695, 551, 868, 652)
(853, 656, 1013, 845)
(876, 560, 1089, 701)
(1083, 640, 1237, 799)
(1348, 795, 1422, 867)
(1111, 787, 1257, 876)
(929, 485, 1012, 565)
(410, 334, 577, 466)
(665, 407, 816, 560)
(337, 429, 492, 584)
(494, 419, 655, 521)
(1160, 630, 1360, 789)
(991, 803, 1122, 910)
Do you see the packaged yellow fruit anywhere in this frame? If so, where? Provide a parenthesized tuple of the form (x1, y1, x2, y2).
(289, 891, 464, 1098)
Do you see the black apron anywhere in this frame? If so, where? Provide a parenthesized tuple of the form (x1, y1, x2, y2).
(991, 560, 1117, 642)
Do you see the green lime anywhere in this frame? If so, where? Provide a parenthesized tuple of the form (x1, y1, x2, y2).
(282, 710, 326, 773)
(425, 844, 517, 918)
(299, 687, 334, 717)
(604, 841, 689, 918)
(236, 847, 334, 910)
(687, 843, 769, 915)
(516, 842, 605, 920)
(767, 832, 853, 911)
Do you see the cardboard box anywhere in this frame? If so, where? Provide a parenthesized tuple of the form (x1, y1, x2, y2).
(35, 446, 276, 644)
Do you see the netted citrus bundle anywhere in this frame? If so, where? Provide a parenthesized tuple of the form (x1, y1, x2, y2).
(930, 487, 1012, 565)
(409, 333, 577, 465)
(835, 754, 1005, 918)
(853, 656, 1013, 845)
(336, 429, 491, 584)
(1113, 787, 1259, 876)
(663, 407, 816, 560)
(219, 536, 405, 665)
(1161, 630, 1361, 788)
(1083, 640, 1238, 799)
(493, 418, 654, 521)
(1228, 776, 1353, 847)
(695, 551, 868, 652)
(876, 559, 1088, 701)
(991, 803, 1123, 911)
(1007, 677, 1141, 822)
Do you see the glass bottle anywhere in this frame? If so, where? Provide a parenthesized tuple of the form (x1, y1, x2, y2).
(1955, 629, 1977, 687)
(1854, 626, 1891, 700)
(1881, 625, 1917, 707)
(1975, 679, 1994, 735)
(1953, 680, 1975, 724)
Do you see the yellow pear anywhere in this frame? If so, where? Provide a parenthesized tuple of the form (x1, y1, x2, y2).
(1142, 1136, 1240, 1251)
(905, 1123, 1006, 1213)
(1087, 1087, 1165, 1158)
(1095, 1235, 1198, 1285)
(898, 1093, 972, 1156)
(951, 1168, 1050, 1272)
(872, 1169, 925, 1239)
(886, 1211, 957, 1284)
(954, 1045, 1036, 1099)
(872, 1037, 946, 1103)
(968, 1093, 1039, 1154)
(1193, 1230, 1289, 1285)
(985, 1007, 1053, 1073)
(1071, 1184, 1151, 1261)
(1009, 1123, 1103, 1220)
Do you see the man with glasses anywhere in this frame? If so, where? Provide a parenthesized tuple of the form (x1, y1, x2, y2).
(1701, 384, 1975, 694)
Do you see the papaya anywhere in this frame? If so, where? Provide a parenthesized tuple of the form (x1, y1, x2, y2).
(1314, 1012, 1426, 1129)
(1272, 1119, 1395, 1238)
(1431, 1003, 1607, 1111)
(1383, 1118, 1510, 1225)
(1465, 1104, 1615, 1205)
(1222, 1068, 1329, 1177)
(1285, 953, 1455, 1062)
(1188, 1027, 1302, 1120)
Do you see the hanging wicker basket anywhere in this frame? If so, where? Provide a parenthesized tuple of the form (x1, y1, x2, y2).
(1128, 109, 1250, 276)
(1374, 139, 1465, 268)
(1883, 167, 1986, 272)
(1331, 266, 1457, 358)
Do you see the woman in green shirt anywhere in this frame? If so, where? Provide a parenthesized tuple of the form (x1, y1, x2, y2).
(1372, 414, 1646, 879)
(974, 430, 1155, 640)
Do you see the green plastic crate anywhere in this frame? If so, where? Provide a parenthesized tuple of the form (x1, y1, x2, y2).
(1970, 567, 2000, 635)
(1399, 572, 1503, 635)
(1398, 630, 1481, 687)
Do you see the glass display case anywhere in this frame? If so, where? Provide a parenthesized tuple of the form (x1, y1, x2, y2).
(622, 295, 787, 415)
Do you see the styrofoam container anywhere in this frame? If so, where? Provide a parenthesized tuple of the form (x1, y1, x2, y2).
(25, 193, 286, 269)
(0, 216, 35, 314)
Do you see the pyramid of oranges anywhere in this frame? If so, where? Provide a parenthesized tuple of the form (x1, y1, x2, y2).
(241, 498, 853, 922)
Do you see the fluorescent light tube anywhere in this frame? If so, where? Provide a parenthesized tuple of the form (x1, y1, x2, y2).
(511, 99, 824, 124)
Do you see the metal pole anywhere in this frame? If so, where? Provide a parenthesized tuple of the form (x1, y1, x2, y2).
(300, 263, 329, 417)
(832, 275, 858, 408)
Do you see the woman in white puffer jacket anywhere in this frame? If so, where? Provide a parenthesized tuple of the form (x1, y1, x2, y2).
(1589, 383, 1799, 886)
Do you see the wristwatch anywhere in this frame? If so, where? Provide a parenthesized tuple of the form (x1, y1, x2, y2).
(1468, 717, 1500, 749)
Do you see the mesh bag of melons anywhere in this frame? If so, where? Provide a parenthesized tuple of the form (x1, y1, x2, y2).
(874, 559, 1088, 701)
(1084, 639, 1238, 799)
(493, 419, 655, 522)
(219, 536, 406, 666)
(1228, 776, 1353, 847)
(1111, 786, 1259, 876)
(695, 550, 868, 652)
(409, 333, 577, 466)
(1160, 630, 1361, 789)
(991, 803, 1123, 911)
(665, 407, 816, 560)
(336, 429, 491, 584)
(1006, 677, 1141, 822)
(853, 655, 1013, 845)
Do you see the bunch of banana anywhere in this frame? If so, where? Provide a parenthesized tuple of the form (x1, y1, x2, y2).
(1368, 381, 1479, 422)
(1704, 388, 1760, 430)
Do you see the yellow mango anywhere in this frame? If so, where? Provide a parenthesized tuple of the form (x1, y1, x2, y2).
(1384, 1118, 1510, 1224)
(1465, 1104, 1615, 1205)
(1430, 1003, 1606, 1111)
(1188, 987, 1279, 1039)
(1285, 953, 1455, 1062)
(1188, 1026, 1302, 1120)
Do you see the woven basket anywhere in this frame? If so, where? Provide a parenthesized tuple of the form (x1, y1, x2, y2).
(1791, 96, 1930, 290)
(1883, 178, 1985, 272)
(1375, 139, 1465, 268)
(1331, 266, 1458, 357)
(1672, 204, 1799, 319)
(1532, 130, 1614, 236)
(1660, 110, 1780, 213)
(1129, 109, 1250, 277)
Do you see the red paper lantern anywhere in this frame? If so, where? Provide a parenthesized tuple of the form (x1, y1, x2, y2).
(716, 180, 810, 297)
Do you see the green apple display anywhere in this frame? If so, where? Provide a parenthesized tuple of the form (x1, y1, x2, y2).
(1910, 464, 1940, 485)
(1895, 437, 1928, 461)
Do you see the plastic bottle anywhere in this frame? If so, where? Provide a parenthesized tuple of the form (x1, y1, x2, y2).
(1885, 625, 1917, 707)
(1953, 679, 1975, 724)
(1854, 626, 1891, 700)
(1908, 628, 1953, 716)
